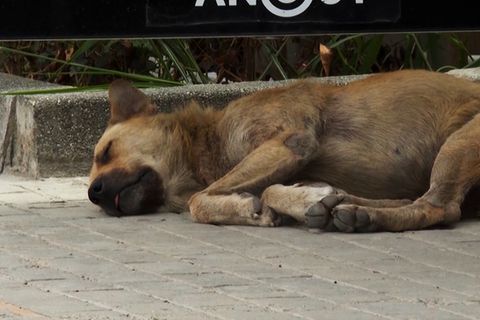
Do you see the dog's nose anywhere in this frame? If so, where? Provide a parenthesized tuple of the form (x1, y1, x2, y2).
(88, 178, 103, 204)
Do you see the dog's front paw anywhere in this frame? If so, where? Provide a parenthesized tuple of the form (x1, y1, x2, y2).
(238, 193, 280, 227)
(257, 204, 282, 227)
(189, 191, 280, 227)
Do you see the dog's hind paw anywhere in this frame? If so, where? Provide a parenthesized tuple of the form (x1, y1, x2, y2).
(332, 204, 378, 233)
(305, 194, 344, 229)
(261, 183, 344, 230)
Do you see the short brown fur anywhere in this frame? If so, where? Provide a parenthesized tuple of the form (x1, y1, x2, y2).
(88, 70, 480, 232)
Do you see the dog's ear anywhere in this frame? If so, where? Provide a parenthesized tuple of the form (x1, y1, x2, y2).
(108, 79, 157, 125)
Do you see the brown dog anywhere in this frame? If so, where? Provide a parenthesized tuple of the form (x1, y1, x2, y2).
(88, 70, 480, 232)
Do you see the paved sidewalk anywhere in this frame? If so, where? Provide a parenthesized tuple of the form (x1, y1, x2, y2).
(0, 175, 479, 320)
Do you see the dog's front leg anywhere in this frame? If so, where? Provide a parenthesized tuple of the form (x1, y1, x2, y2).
(188, 131, 317, 226)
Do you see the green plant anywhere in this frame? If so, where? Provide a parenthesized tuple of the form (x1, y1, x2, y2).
(1, 33, 479, 95)
(0, 39, 209, 92)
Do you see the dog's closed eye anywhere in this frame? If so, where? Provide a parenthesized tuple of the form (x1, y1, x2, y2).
(97, 141, 113, 164)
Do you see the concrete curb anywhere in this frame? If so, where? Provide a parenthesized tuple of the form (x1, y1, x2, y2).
(0, 69, 479, 178)
(0, 74, 62, 177)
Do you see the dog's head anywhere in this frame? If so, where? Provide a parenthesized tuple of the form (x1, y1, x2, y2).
(88, 80, 198, 216)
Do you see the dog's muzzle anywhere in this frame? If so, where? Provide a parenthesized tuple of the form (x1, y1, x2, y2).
(88, 167, 164, 216)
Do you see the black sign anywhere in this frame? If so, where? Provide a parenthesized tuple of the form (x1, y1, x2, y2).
(0, 0, 479, 40)
(147, 0, 401, 27)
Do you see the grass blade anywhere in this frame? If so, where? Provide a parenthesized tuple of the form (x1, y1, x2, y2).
(0, 45, 182, 86)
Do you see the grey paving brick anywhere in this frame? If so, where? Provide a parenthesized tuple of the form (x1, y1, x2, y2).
(169, 271, 256, 289)
(340, 234, 480, 275)
(445, 302, 480, 319)
(70, 288, 160, 308)
(119, 301, 219, 320)
(347, 278, 467, 305)
(122, 280, 205, 298)
(166, 292, 243, 308)
(249, 295, 336, 313)
(0, 286, 102, 317)
(456, 221, 480, 234)
(395, 270, 480, 297)
(57, 310, 132, 320)
(0, 314, 24, 320)
(0, 212, 60, 228)
(0, 204, 29, 216)
(355, 301, 473, 320)
(126, 259, 207, 276)
(31, 277, 118, 294)
(0, 298, 49, 320)
(300, 307, 388, 320)
(32, 202, 101, 220)
(0, 191, 50, 205)
(199, 304, 305, 320)
(405, 230, 480, 257)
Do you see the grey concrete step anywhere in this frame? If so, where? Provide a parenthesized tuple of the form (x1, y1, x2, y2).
(0, 69, 479, 178)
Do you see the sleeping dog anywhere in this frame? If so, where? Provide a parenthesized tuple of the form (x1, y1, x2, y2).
(88, 70, 480, 232)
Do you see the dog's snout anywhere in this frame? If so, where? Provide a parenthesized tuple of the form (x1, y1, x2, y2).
(88, 178, 103, 204)
(88, 167, 164, 216)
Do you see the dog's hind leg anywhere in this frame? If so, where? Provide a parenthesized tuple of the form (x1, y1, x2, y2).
(260, 183, 343, 228)
(188, 131, 328, 226)
(261, 183, 412, 229)
(341, 195, 413, 208)
(330, 113, 480, 232)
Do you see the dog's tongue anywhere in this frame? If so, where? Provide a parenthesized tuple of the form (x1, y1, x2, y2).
(114, 194, 120, 210)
